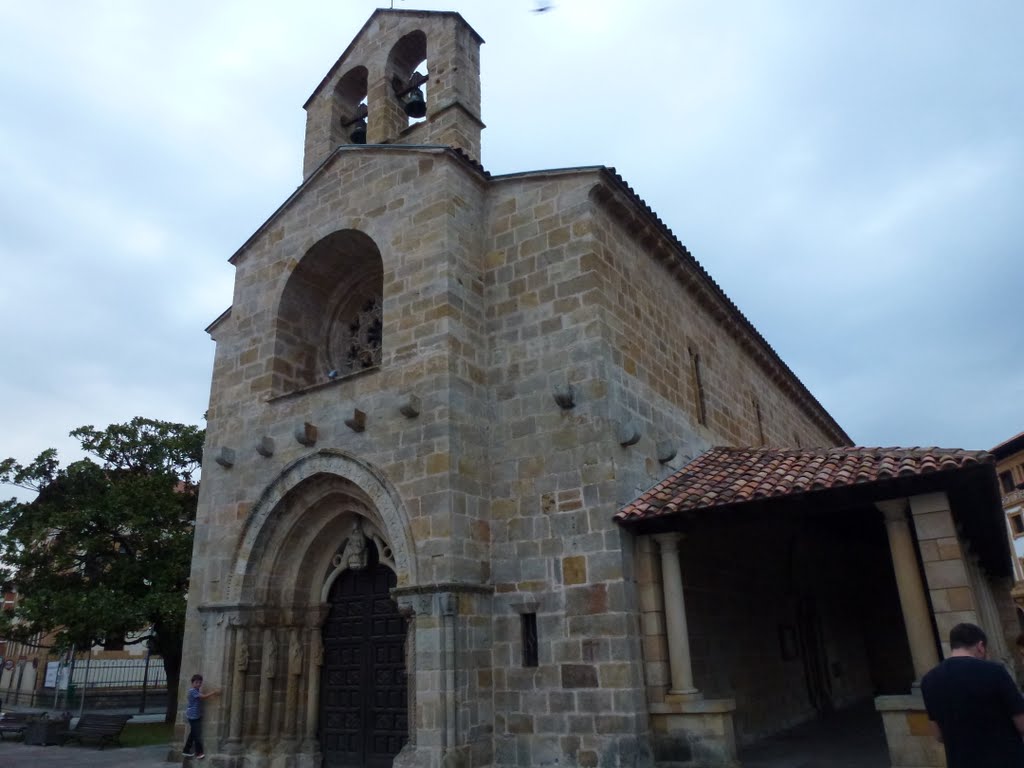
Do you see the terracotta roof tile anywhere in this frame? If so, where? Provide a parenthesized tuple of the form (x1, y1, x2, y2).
(616, 446, 992, 523)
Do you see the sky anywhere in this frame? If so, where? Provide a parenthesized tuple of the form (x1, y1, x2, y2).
(0, 0, 1021, 489)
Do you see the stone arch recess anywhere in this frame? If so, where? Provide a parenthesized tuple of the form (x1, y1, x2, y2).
(270, 228, 384, 394)
(228, 449, 417, 606)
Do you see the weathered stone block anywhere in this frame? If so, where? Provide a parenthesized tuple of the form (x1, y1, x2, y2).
(560, 664, 598, 688)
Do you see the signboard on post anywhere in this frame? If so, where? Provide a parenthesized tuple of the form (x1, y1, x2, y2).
(44, 661, 63, 688)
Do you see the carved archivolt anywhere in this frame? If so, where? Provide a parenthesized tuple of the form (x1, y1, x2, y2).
(228, 449, 416, 604)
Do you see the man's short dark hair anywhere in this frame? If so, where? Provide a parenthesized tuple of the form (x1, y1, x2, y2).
(191, 674, 204, 683)
(949, 622, 987, 649)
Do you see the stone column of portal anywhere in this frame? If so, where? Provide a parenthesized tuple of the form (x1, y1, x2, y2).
(227, 625, 248, 748)
(653, 533, 699, 698)
(283, 627, 303, 741)
(878, 499, 940, 679)
(302, 627, 324, 751)
(441, 592, 458, 754)
(257, 627, 277, 745)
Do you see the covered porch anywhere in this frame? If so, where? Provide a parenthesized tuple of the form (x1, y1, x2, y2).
(616, 446, 1016, 767)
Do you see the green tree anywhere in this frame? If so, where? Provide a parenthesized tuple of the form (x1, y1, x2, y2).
(0, 417, 203, 722)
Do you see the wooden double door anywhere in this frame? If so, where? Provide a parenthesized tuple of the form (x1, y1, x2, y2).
(320, 562, 408, 767)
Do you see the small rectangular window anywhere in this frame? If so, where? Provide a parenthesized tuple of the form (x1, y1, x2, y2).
(521, 613, 538, 668)
(1011, 513, 1024, 536)
(1001, 471, 1015, 494)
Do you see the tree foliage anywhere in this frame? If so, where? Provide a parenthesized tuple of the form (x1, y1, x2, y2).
(0, 417, 203, 722)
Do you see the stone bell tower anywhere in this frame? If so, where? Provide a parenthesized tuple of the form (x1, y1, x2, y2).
(301, 10, 484, 178)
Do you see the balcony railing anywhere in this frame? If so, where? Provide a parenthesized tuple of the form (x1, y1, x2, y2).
(1003, 488, 1024, 506)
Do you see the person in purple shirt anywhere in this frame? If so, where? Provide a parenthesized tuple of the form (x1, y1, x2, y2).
(182, 673, 220, 760)
(922, 623, 1024, 768)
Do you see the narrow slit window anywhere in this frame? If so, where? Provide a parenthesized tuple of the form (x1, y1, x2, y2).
(689, 348, 707, 426)
(753, 398, 766, 446)
(521, 613, 538, 668)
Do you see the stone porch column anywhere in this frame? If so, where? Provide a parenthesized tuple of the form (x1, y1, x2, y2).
(654, 533, 699, 698)
(877, 499, 939, 680)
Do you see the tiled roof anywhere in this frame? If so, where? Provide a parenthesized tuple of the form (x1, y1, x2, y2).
(617, 446, 992, 523)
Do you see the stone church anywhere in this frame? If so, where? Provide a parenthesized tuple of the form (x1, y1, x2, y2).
(181, 9, 1017, 768)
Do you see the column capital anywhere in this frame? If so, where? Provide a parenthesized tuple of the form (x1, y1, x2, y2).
(653, 532, 684, 552)
(876, 499, 908, 523)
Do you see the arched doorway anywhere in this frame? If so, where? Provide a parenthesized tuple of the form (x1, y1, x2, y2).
(320, 545, 408, 767)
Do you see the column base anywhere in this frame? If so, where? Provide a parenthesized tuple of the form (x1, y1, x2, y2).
(875, 693, 945, 768)
(665, 689, 702, 705)
(649, 698, 738, 767)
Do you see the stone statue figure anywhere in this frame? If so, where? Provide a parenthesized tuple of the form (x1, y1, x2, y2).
(339, 517, 369, 570)
(236, 642, 249, 672)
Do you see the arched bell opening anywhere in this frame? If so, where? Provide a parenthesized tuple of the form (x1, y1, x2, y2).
(333, 66, 369, 145)
(387, 30, 428, 130)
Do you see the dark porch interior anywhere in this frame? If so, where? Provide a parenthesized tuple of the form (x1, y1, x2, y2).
(738, 701, 888, 768)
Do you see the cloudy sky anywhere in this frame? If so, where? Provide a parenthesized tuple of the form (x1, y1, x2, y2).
(1, 0, 1021, 484)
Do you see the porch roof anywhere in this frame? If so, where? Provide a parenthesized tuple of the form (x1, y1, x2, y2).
(616, 446, 1012, 576)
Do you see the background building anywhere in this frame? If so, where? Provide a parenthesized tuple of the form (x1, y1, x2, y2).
(992, 431, 1024, 612)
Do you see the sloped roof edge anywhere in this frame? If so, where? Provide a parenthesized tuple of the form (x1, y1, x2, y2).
(593, 167, 851, 446)
(205, 306, 231, 336)
(227, 144, 490, 267)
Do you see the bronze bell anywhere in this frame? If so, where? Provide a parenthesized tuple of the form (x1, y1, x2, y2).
(349, 119, 367, 144)
(402, 87, 426, 118)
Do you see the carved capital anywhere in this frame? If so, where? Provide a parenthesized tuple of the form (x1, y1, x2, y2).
(653, 532, 683, 553)
(876, 499, 909, 524)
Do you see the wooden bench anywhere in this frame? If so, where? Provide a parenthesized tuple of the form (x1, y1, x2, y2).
(0, 711, 36, 741)
(59, 713, 133, 749)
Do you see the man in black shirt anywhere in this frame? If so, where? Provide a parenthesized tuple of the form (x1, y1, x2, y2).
(921, 622, 1024, 768)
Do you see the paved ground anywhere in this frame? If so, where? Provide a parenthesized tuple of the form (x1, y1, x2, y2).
(0, 702, 891, 768)
(0, 708, 179, 767)
(0, 740, 177, 767)
(738, 702, 890, 768)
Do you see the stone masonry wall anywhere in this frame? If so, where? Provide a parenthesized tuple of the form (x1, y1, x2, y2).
(187, 143, 856, 765)
(587, 181, 841, 456)
(909, 492, 980, 657)
(482, 172, 650, 767)
(185, 147, 495, 760)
